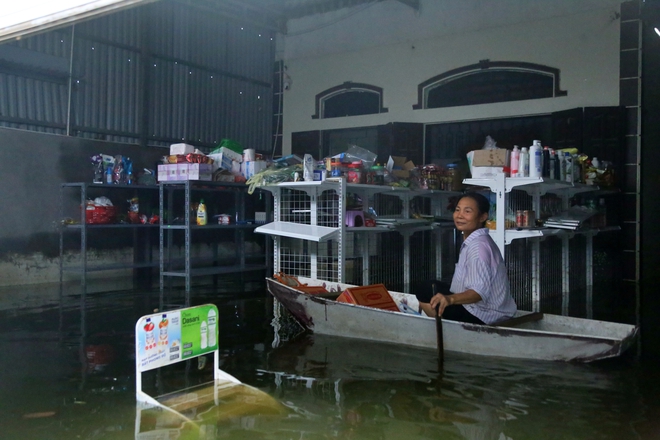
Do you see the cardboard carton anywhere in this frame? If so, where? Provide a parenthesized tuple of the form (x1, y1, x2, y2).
(472, 149, 509, 166)
(469, 149, 510, 177)
(336, 284, 399, 312)
(387, 156, 416, 179)
(169, 143, 195, 155)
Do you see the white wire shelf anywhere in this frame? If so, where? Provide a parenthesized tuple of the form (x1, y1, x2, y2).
(255, 221, 339, 242)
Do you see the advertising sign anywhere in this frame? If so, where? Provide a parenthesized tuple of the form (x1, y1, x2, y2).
(136, 304, 218, 373)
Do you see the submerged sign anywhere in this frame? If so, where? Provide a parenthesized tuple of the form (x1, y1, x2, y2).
(135, 304, 218, 372)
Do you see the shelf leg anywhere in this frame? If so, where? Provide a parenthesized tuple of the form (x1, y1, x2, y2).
(586, 233, 594, 319)
(561, 236, 570, 316)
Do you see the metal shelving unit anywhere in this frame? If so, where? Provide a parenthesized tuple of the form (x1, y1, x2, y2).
(158, 180, 271, 309)
(256, 179, 461, 292)
(59, 183, 160, 294)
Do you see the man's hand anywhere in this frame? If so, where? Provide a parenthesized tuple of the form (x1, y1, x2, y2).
(429, 293, 452, 317)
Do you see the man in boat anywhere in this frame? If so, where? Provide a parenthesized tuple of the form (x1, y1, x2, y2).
(416, 192, 517, 325)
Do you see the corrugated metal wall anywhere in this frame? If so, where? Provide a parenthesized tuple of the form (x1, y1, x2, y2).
(0, 1, 275, 151)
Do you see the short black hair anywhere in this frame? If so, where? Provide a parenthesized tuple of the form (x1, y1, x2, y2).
(457, 192, 490, 217)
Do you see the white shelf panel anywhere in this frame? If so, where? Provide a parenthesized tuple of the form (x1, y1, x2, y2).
(255, 221, 339, 242)
(463, 176, 598, 196)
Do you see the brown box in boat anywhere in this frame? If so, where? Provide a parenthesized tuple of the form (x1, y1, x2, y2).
(336, 284, 399, 311)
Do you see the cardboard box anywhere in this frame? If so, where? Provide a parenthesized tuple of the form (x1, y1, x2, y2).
(208, 152, 234, 172)
(471, 166, 506, 178)
(169, 143, 195, 155)
(186, 163, 212, 181)
(336, 284, 399, 312)
(469, 149, 510, 178)
(157, 164, 178, 181)
(161, 163, 210, 181)
(241, 160, 267, 179)
(387, 156, 416, 179)
(472, 149, 509, 167)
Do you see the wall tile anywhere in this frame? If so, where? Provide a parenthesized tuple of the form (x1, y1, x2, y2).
(626, 135, 638, 163)
(620, 49, 639, 78)
(620, 20, 640, 50)
(620, 78, 639, 107)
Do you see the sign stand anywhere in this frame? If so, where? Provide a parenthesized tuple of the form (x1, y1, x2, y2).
(134, 304, 241, 438)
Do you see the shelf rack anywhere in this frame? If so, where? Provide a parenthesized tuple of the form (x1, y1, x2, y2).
(158, 180, 271, 309)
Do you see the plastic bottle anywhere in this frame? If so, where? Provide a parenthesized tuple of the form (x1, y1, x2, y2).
(207, 308, 217, 347)
(554, 150, 561, 180)
(303, 154, 314, 181)
(542, 146, 550, 177)
(197, 199, 207, 226)
(158, 314, 168, 348)
(144, 318, 155, 350)
(520, 147, 530, 177)
(549, 150, 556, 180)
(529, 140, 543, 178)
(564, 152, 573, 183)
(510, 146, 520, 177)
(105, 165, 113, 184)
(200, 320, 208, 349)
(592, 157, 600, 170)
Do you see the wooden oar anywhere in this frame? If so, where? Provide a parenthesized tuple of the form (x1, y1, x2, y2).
(433, 282, 444, 369)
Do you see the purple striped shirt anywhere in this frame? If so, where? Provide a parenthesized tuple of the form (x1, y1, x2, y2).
(450, 228, 517, 324)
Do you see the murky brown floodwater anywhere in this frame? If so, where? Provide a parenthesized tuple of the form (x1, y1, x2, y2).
(0, 286, 658, 440)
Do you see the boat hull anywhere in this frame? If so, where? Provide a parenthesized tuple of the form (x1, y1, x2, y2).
(266, 278, 638, 362)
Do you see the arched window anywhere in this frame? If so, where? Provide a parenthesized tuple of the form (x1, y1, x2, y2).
(413, 60, 567, 110)
(313, 82, 388, 119)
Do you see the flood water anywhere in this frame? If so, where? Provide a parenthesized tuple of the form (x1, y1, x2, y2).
(1, 286, 659, 440)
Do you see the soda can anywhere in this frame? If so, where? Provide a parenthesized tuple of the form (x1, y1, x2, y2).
(516, 210, 524, 228)
(523, 210, 531, 227)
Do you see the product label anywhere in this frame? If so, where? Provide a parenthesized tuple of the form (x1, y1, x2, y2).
(136, 304, 219, 372)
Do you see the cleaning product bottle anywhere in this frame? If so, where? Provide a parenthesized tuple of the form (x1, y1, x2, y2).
(529, 140, 543, 178)
(520, 147, 529, 177)
(564, 152, 573, 183)
(197, 199, 207, 226)
(105, 165, 113, 184)
(549, 150, 556, 180)
(510, 146, 520, 177)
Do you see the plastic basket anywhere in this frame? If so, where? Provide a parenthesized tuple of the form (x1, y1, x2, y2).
(85, 205, 118, 224)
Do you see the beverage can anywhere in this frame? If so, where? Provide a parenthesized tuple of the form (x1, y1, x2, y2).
(523, 210, 531, 227)
(516, 210, 524, 228)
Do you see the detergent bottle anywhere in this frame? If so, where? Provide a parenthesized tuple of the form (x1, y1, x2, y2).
(197, 199, 207, 226)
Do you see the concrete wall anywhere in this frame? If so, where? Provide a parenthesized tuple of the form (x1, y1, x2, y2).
(279, 0, 622, 153)
(0, 127, 164, 286)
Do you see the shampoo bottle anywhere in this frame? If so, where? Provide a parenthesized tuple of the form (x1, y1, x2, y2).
(549, 150, 556, 180)
(520, 147, 530, 177)
(529, 140, 543, 178)
(510, 146, 520, 177)
(542, 146, 550, 177)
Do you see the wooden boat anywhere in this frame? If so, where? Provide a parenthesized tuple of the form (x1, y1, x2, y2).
(266, 277, 638, 363)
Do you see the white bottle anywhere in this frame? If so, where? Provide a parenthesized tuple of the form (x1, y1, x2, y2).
(564, 152, 573, 183)
(529, 140, 543, 178)
(592, 157, 600, 170)
(520, 147, 530, 177)
(303, 154, 314, 181)
(207, 308, 217, 347)
(200, 320, 208, 349)
(510, 146, 520, 177)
